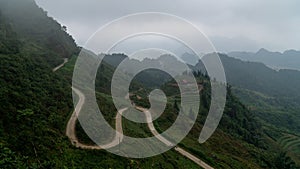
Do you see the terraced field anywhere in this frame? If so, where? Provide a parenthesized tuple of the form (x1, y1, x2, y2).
(278, 134, 300, 164)
(278, 134, 300, 151)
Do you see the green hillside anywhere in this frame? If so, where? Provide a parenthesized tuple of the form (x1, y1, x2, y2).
(0, 0, 299, 168)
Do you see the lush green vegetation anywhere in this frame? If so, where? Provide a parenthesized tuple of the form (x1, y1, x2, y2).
(190, 53, 300, 167)
(0, 1, 133, 168)
(1, 0, 300, 168)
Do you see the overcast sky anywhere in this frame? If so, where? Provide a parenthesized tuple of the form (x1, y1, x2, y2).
(36, 0, 300, 53)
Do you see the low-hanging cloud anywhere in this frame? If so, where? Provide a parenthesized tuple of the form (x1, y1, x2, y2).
(36, 0, 300, 52)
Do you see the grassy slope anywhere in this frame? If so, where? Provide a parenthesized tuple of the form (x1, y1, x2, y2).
(61, 55, 282, 168)
(1, 0, 299, 168)
(233, 87, 300, 166)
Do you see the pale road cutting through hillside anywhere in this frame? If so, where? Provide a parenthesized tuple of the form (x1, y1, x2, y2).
(52, 58, 68, 72)
(53, 58, 126, 149)
(175, 147, 214, 169)
(135, 106, 174, 147)
(135, 106, 213, 169)
(54, 60, 213, 168)
(66, 87, 213, 169)
(66, 87, 127, 150)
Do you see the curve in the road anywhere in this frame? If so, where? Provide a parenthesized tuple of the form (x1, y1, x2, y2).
(135, 106, 174, 147)
(53, 56, 213, 168)
(66, 87, 127, 150)
(65, 88, 213, 168)
(136, 106, 213, 169)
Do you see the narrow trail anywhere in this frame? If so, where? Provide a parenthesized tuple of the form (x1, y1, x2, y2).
(53, 58, 214, 168)
(52, 58, 68, 72)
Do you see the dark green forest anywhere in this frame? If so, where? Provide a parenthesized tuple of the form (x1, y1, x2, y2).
(0, 0, 299, 168)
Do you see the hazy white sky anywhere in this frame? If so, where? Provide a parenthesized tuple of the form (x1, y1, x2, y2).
(36, 0, 300, 52)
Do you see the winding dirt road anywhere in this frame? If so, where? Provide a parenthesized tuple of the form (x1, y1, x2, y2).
(65, 87, 213, 168)
(136, 106, 213, 169)
(55, 59, 213, 168)
(66, 87, 127, 149)
(135, 106, 174, 147)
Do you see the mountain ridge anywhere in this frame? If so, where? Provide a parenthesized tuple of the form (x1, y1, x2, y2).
(0, 0, 299, 168)
(228, 48, 300, 70)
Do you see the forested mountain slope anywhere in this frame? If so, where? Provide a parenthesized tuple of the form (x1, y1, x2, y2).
(0, 0, 299, 168)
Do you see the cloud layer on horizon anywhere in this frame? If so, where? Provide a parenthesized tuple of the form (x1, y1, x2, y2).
(36, 0, 300, 52)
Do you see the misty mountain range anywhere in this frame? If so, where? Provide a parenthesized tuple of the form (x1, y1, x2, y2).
(228, 48, 300, 71)
(1, 0, 300, 168)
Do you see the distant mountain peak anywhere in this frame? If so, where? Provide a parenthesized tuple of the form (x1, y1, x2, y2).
(283, 49, 299, 55)
(180, 52, 202, 65)
(256, 48, 269, 54)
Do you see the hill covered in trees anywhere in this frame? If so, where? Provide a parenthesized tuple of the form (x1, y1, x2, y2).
(0, 0, 299, 168)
